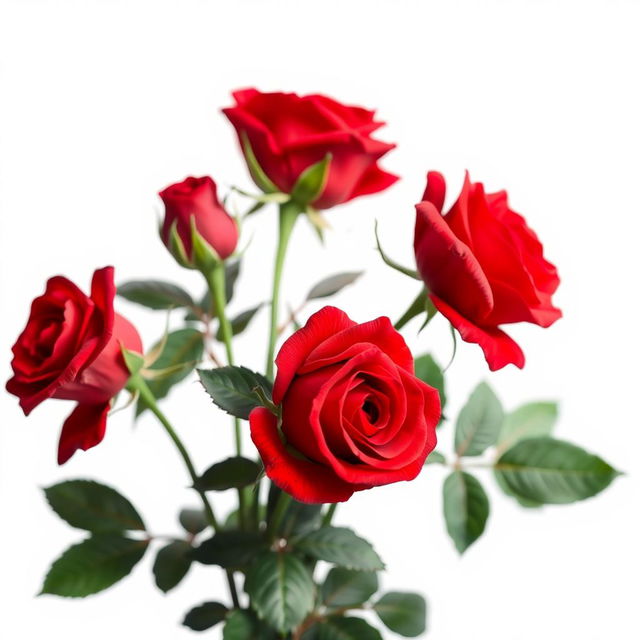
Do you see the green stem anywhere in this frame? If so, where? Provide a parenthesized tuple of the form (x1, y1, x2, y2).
(321, 503, 338, 528)
(266, 201, 300, 379)
(206, 261, 247, 530)
(130, 376, 240, 608)
(267, 490, 293, 540)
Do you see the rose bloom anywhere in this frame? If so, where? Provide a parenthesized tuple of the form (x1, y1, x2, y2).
(414, 171, 561, 371)
(250, 306, 440, 503)
(6, 267, 142, 464)
(159, 176, 238, 262)
(223, 88, 398, 209)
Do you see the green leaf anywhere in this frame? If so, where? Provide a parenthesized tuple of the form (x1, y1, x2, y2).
(117, 280, 195, 310)
(41, 534, 148, 597)
(44, 480, 145, 533)
(455, 382, 504, 457)
(267, 485, 323, 537)
(495, 437, 619, 504)
(424, 451, 446, 466)
(443, 471, 489, 554)
(374, 592, 427, 638)
(198, 366, 273, 420)
(223, 609, 276, 640)
(179, 508, 208, 534)
(241, 132, 280, 193)
(197, 457, 261, 491)
(321, 567, 378, 608)
(138, 328, 204, 414)
(291, 154, 331, 205)
(294, 526, 384, 571)
(216, 304, 262, 340)
(498, 402, 558, 451)
(183, 601, 228, 631)
(191, 530, 266, 568)
(153, 540, 192, 593)
(414, 353, 447, 412)
(493, 469, 543, 509)
(303, 617, 383, 640)
(306, 271, 363, 301)
(245, 551, 315, 633)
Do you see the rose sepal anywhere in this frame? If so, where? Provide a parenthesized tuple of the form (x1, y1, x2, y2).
(240, 132, 280, 194)
(374, 220, 421, 280)
(290, 154, 332, 207)
(161, 219, 195, 270)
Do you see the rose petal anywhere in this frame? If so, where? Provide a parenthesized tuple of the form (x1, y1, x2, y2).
(57, 402, 110, 465)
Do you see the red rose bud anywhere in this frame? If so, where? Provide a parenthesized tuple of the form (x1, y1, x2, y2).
(414, 171, 562, 371)
(249, 306, 440, 503)
(6, 267, 142, 464)
(223, 88, 398, 209)
(159, 176, 239, 268)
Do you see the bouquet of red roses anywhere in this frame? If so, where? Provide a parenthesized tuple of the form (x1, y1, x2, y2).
(7, 88, 619, 638)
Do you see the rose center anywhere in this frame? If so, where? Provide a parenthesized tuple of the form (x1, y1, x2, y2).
(362, 399, 379, 424)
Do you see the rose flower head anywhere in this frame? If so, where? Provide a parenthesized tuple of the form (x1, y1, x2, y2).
(250, 306, 440, 504)
(6, 267, 142, 464)
(159, 176, 238, 269)
(223, 88, 398, 209)
(414, 171, 561, 371)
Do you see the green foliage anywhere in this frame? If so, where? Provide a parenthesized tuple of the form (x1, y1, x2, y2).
(374, 592, 427, 637)
(117, 280, 195, 310)
(196, 457, 261, 492)
(191, 530, 266, 568)
(321, 567, 378, 608)
(138, 328, 204, 414)
(153, 540, 192, 592)
(294, 526, 384, 571)
(414, 353, 447, 412)
(302, 616, 383, 640)
(245, 551, 315, 633)
(455, 382, 503, 456)
(198, 366, 273, 419)
(183, 601, 228, 631)
(44, 480, 145, 533)
(424, 451, 446, 466)
(223, 609, 276, 639)
(443, 471, 489, 554)
(267, 485, 323, 537)
(306, 271, 363, 301)
(498, 402, 558, 451)
(179, 508, 208, 534)
(495, 437, 619, 504)
(41, 534, 148, 597)
(291, 154, 331, 205)
(217, 304, 262, 340)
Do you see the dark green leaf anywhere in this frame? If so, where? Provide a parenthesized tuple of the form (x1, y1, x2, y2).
(197, 457, 261, 491)
(291, 154, 331, 205)
(414, 353, 447, 413)
(302, 617, 383, 640)
(138, 328, 204, 414)
(443, 471, 489, 554)
(117, 280, 194, 310)
(374, 592, 427, 637)
(493, 469, 543, 508)
(191, 530, 266, 568)
(497, 402, 558, 451)
(267, 485, 323, 537)
(223, 609, 276, 640)
(321, 567, 378, 608)
(424, 451, 446, 466)
(455, 382, 503, 457)
(183, 601, 228, 631)
(198, 366, 273, 420)
(179, 508, 208, 534)
(41, 534, 148, 597)
(216, 304, 262, 340)
(306, 272, 363, 301)
(44, 480, 145, 533)
(294, 526, 384, 571)
(495, 437, 619, 504)
(245, 551, 315, 633)
(153, 540, 192, 592)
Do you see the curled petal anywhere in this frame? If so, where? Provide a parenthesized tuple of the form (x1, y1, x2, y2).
(57, 402, 110, 465)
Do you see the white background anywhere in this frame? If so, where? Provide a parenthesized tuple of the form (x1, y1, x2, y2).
(1, 1, 639, 638)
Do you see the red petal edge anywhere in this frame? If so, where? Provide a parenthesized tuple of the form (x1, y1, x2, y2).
(57, 402, 110, 465)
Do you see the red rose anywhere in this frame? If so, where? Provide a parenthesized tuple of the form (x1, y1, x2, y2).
(223, 88, 398, 209)
(250, 306, 440, 504)
(159, 176, 238, 263)
(414, 171, 562, 371)
(6, 267, 142, 464)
